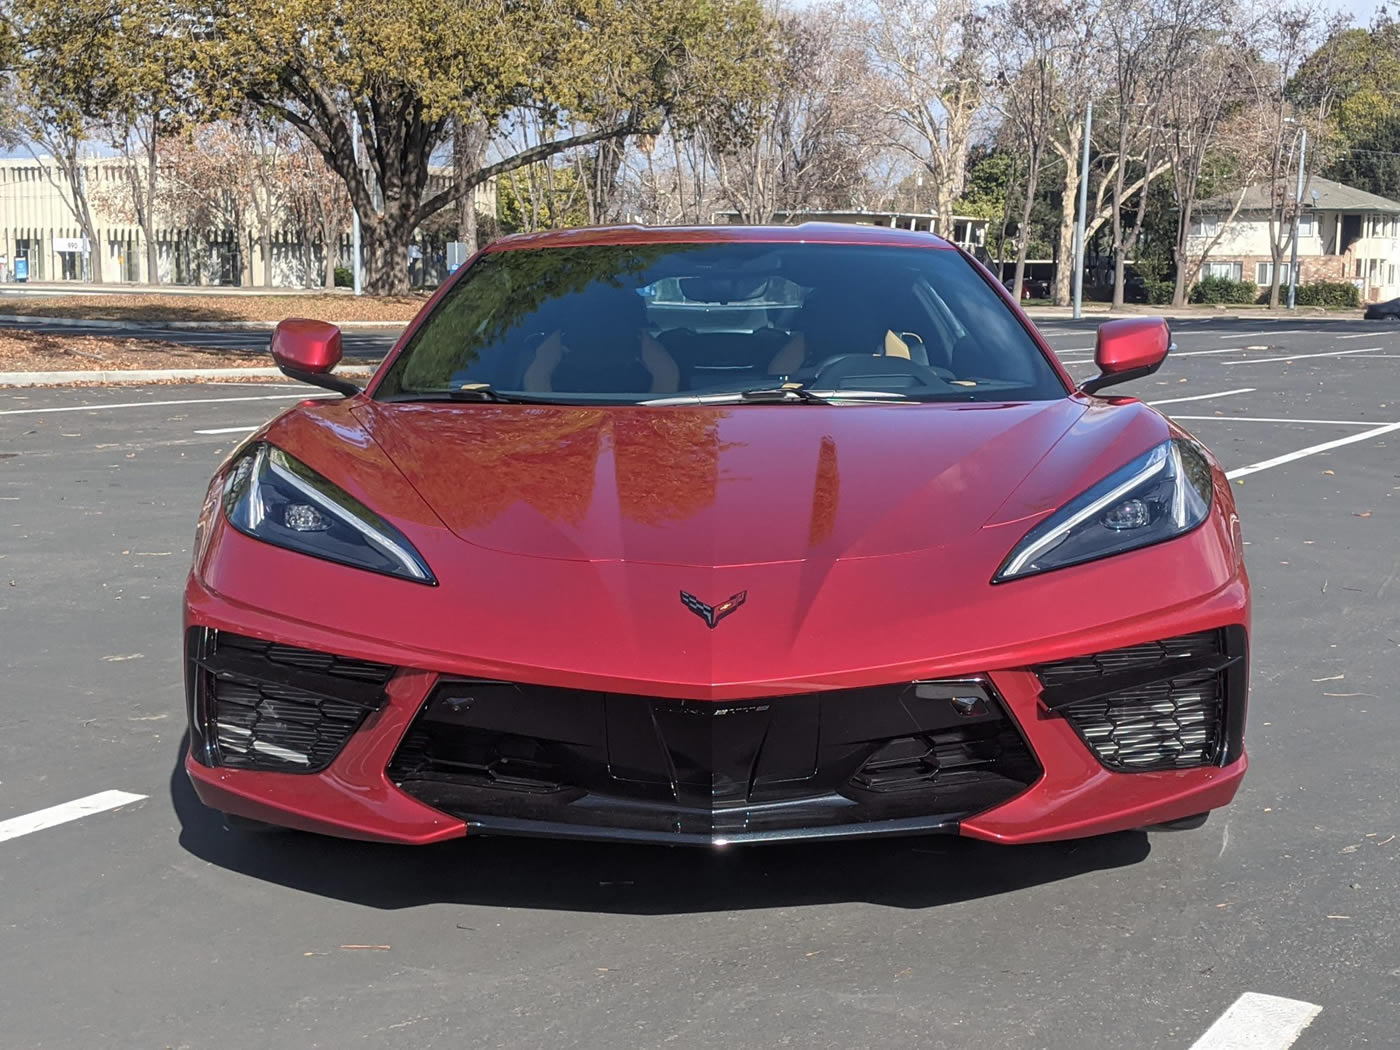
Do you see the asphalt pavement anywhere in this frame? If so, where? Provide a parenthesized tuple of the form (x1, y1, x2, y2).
(2, 317, 1399, 1049)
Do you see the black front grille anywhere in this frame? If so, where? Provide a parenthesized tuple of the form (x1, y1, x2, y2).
(388, 677, 1041, 843)
(1034, 628, 1247, 772)
(185, 629, 395, 773)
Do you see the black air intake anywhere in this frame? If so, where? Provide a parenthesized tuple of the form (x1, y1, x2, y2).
(1033, 628, 1247, 772)
(185, 629, 395, 773)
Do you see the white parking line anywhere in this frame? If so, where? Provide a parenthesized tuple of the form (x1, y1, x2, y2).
(195, 425, 261, 435)
(1225, 346, 1381, 365)
(1147, 388, 1255, 406)
(1225, 420, 1400, 479)
(1217, 329, 1308, 339)
(0, 393, 331, 416)
(1171, 346, 1273, 358)
(0, 790, 147, 844)
(1174, 415, 1391, 426)
(1336, 331, 1381, 339)
(1188, 992, 1321, 1050)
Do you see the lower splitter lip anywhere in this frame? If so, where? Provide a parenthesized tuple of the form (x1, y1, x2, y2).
(463, 812, 962, 847)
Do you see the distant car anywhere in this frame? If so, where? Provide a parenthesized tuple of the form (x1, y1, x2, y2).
(1364, 296, 1400, 319)
(183, 223, 1250, 847)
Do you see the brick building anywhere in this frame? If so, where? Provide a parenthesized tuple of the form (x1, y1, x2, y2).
(1187, 176, 1400, 302)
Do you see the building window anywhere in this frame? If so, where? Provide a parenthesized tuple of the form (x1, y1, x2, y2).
(1203, 261, 1243, 281)
(1298, 214, 1313, 237)
(1257, 262, 1299, 286)
(1356, 258, 1364, 278)
(1190, 217, 1218, 236)
(1390, 264, 1397, 286)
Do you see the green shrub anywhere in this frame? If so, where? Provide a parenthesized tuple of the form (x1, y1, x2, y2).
(1142, 278, 1175, 305)
(1191, 276, 1259, 304)
(334, 265, 353, 288)
(1293, 281, 1360, 308)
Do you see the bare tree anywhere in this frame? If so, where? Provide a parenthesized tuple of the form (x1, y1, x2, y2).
(864, 0, 989, 236)
(705, 6, 881, 222)
(1256, 3, 1349, 306)
(1099, 0, 1186, 307)
(285, 137, 354, 287)
(16, 113, 104, 282)
(994, 0, 1086, 299)
(1161, 13, 1268, 305)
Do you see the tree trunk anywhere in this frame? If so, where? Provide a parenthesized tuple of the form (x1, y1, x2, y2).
(144, 135, 160, 284)
(361, 214, 413, 295)
(1011, 150, 1042, 301)
(453, 118, 489, 253)
(323, 222, 337, 289)
(1053, 141, 1080, 306)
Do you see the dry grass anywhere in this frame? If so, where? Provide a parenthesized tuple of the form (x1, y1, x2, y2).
(0, 293, 424, 323)
(0, 329, 272, 373)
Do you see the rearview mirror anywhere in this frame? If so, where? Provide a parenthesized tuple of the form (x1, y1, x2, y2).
(1079, 317, 1171, 395)
(271, 318, 361, 397)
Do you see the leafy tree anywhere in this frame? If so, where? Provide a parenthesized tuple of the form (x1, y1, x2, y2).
(1301, 26, 1400, 200)
(190, 0, 775, 293)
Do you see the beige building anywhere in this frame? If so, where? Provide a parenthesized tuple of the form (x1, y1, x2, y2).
(1187, 176, 1400, 302)
(0, 155, 494, 287)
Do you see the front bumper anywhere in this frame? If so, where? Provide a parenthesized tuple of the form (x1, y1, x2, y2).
(184, 579, 1250, 846)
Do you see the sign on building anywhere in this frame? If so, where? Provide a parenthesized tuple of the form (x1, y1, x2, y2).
(53, 237, 91, 254)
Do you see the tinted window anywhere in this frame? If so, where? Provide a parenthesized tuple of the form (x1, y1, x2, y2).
(375, 242, 1066, 403)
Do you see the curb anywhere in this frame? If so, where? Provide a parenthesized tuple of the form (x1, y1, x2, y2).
(0, 314, 408, 331)
(0, 365, 377, 387)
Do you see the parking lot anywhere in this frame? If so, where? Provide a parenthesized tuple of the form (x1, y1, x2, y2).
(1, 316, 1397, 1048)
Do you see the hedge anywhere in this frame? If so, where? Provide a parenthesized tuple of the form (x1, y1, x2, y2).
(1191, 276, 1259, 305)
(1293, 281, 1361, 308)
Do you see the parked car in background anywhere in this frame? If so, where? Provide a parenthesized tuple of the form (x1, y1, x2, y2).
(1363, 296, 1400, 319)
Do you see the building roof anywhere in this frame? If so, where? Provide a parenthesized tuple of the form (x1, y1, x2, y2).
(1200, 175, 1400, 215)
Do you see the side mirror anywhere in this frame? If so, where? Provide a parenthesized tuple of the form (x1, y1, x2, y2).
(270, 318, 361, 397)
(1079, 317, 1172, 395)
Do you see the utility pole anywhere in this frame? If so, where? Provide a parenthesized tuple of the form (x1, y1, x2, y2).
(351, 114, 363, 296)
(1287, 127, 1306, 311)
(1072, 101, 1092, 320)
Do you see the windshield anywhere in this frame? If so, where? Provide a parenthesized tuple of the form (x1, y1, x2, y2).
(374, 241, 1067, 404)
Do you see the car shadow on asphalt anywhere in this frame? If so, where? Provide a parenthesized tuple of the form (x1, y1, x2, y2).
(170, 734, 1151, 914)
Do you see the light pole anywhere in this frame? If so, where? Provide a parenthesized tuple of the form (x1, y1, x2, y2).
(1072, 101, 1092, 320)
(351, 113, 363, 296)
(1287, 127, 1307, 311)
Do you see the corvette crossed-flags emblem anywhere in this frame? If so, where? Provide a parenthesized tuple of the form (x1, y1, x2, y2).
(679, 590, 747, 629)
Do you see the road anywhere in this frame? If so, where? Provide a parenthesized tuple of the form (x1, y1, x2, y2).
(1, 317, 1398, 1048)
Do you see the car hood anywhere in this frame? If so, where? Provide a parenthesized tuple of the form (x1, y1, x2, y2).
(350, 399, 1089, 567)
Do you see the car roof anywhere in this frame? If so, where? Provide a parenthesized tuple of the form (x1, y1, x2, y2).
(483, 223, 958, 253)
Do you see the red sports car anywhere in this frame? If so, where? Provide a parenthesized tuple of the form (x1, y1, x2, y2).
(183, 224, 1249, 846)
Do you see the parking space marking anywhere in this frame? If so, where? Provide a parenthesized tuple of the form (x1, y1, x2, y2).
(1174, 414, 1391, 426)
(0, 393, 331, 417)
(1147, 388, 1255, 406)
(1225, 347, 1381, 365)
(195, 425, 261, 435)
(1188, 992, 1321, 1050)
(1336, 331, 1382, 339)
(0, 790, 147, 844)
(1217, 329, 1308, 339)
(1171, 346, 1273, 358)
(1224, 420, 1400, 480)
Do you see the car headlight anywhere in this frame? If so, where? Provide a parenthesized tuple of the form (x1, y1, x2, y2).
(222, 443, 436, 584)
(994, 439, 1212, 582)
